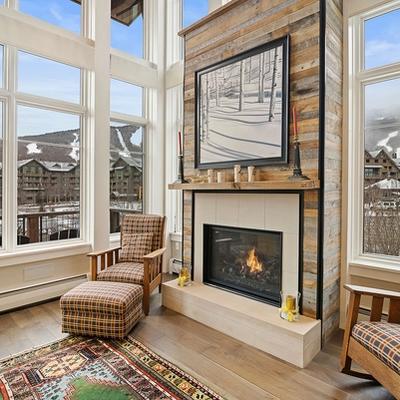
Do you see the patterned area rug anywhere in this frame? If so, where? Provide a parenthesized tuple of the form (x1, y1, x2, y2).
(0, 336, 224, 400)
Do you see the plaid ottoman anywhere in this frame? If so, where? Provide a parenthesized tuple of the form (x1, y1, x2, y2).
(60, 281, 143, 339)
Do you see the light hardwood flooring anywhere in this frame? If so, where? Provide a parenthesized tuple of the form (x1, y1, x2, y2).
(0, 278, 395, 400)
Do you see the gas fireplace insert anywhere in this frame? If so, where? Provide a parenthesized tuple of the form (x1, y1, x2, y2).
(203, 224, 283, 306)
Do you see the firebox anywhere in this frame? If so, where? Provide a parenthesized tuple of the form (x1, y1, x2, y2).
(203, 224, 283, 306)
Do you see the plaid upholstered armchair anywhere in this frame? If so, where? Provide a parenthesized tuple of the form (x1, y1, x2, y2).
(340, 284, 400, 398)
(88, 214, 166, 315)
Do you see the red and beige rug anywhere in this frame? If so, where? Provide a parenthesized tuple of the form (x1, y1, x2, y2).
(0, 335, 225, 400)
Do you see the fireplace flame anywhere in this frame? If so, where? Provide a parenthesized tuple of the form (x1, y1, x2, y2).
(246, 247, 263, 273)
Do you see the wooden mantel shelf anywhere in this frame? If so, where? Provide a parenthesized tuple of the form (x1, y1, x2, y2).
(168, 180, 320, 191)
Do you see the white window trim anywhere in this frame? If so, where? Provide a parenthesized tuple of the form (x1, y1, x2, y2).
(347, 0, 400, 275)
(0, 0, 162, 263)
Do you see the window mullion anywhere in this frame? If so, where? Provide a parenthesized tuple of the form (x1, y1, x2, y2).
(5, 45, 17, 251)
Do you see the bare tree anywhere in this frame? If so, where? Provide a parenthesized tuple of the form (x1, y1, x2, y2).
(239, 60, 245, 111)
(363, 186, 400, 256)
(268, 48, 279, 122)
(214, 70, 220, 107)
(201, 75, 210, 142)
(258, 53, 265, 103)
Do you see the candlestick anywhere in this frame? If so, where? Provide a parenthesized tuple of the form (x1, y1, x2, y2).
(174, 130, 188, 184)
(178, 130, 183, 156)
(289, 106, 310, 181)
(292, 106, 298, 141)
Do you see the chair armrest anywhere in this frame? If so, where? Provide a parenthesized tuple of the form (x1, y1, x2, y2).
(87, 246, 121, 257)
(143, 247, 166, 260)
(344, 284, 400, 300)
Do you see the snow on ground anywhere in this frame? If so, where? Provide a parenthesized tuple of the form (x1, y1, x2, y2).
(26, 142, 42, 154)
(116, 128, 131, 158)
(69, 133, 80, 161)
(377, 130, 399, 152)
(200, 96, 282, 164)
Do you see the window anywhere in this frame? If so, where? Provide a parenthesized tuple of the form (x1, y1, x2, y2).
(363, 77, 400, 256)
(183, 0, 208, 27)
(110, 121, 143, 233)
(365, 7, 400, 70)
(349, 3, 400, 262)
(110, 79, 143, 116)
(18, 0, 82, 34)
(18, 52, 81, 104)
(111, 0, 143, 58)
(0, 102, 3, 247)
(0, 45, 3, 88)
(17, 106, 81, 245)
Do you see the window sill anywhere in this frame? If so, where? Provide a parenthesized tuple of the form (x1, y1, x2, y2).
(169, 232, 182, 242)
(0, 241, 92, 268)
(349, 258, 400, 284)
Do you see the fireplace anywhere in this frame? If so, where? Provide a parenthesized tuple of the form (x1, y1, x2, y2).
(203, 224, 283, 306)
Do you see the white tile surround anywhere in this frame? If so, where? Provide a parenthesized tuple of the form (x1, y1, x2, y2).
(162, 192, 321, 368)
(194, 192, 300, 294)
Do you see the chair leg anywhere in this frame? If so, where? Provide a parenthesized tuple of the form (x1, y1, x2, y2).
(143, 284, 150, 316)
(159, 283, 162, 294)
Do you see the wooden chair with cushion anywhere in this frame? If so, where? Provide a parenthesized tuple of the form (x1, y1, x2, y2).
(88, 214, 166, 315)
(340, 284, 400, 398)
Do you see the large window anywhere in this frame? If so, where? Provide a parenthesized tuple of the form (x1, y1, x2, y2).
(0, 102, 3, 247)
(18, 0, 82, 34)
(17, 107, 81, 245)
(350, 3, 400, 261)
(111, 0, 144, 58)
(110, 78, 144, 234)
(0, 45, 3, 88)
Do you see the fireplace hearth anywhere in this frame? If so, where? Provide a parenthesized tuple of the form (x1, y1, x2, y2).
(203, 224, 283, 306)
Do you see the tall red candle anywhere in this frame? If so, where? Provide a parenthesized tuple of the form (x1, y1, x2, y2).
(292, 106, 298, 140)
(178, 130, 182, 156)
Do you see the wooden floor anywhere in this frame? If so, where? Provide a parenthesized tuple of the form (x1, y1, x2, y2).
(0, 281, 395, 400)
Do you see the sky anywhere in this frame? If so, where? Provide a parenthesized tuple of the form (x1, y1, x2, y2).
(184, 0, 208, 27)
(364, 9, 400, 139)
(365, 8, 400, 70)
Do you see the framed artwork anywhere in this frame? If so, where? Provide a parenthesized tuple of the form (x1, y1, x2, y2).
(195, 35, 290, 169)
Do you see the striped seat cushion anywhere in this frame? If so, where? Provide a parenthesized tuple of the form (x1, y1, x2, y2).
(97, 262, 144, 285)
(60, 281, 142, 316)
(352, 321, 400, 375)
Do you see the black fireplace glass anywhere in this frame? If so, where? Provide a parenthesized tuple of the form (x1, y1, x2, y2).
(203, 224, 283, 306)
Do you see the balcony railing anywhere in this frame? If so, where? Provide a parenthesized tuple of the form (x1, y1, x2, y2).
(0, 206, 143, 245)
(17, 210, 80, 244)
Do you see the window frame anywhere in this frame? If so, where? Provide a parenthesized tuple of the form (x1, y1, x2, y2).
(0, 36, 89, 253)
(348, 0, 400, 270)
(0, 0, 160, 266)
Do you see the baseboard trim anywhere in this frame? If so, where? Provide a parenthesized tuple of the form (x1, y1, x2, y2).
(0, 274, 88, 313)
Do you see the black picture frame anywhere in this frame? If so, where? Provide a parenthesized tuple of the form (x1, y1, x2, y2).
(195, 35, 290, 169)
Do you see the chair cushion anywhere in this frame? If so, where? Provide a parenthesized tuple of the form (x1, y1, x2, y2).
(352, 321, 400, 375)
(121, 214, 164, 252)
(60, 281, 142, 316)
(97, 262, 144, 285)
(119, 232, 153, 262)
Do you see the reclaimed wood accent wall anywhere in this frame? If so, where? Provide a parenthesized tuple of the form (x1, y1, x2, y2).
(322, 0, 343, 341)
(180, 0, 343, 341)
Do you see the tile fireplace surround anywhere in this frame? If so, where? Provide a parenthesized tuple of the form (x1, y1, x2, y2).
(162, 192, 321, 368)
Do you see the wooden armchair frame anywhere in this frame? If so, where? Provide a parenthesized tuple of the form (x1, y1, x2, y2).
(340, 284, 400, 398)
(88, 216, 166, 315)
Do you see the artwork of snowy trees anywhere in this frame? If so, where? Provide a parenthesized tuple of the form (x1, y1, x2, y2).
(196, 38, 288, 167)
